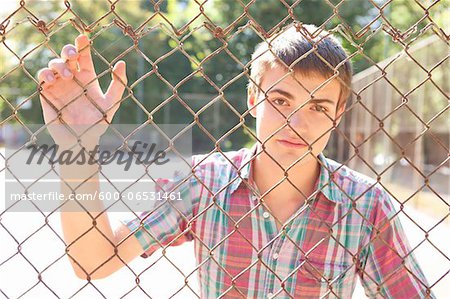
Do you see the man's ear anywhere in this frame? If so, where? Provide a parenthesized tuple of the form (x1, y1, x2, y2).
(247, 89, 257, 118)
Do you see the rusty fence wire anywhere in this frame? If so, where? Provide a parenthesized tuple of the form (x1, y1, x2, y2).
(0, 0, 449, 298)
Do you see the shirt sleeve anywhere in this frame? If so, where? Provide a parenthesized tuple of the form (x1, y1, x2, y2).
(120, 157, 204, 258)
(358, 187, 435, 298)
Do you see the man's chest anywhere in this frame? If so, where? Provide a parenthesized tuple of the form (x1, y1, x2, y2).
(191, 189, 362, 298)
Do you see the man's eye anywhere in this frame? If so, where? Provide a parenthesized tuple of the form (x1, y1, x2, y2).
(273, 98, 288, 106)
(311, 104, 327, 112)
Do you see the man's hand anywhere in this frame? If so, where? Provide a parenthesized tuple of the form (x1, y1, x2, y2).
(37, 34, 127, 146)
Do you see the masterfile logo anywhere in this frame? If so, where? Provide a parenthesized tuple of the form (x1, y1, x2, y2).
(3, 123, 192, 212)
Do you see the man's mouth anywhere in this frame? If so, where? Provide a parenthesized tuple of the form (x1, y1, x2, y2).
(277, 138, 307, 148)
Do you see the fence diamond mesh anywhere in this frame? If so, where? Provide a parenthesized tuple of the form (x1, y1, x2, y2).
(0, 0, 449, 298)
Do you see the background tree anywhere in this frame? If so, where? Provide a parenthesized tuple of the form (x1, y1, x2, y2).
(1, 0, 447, 153)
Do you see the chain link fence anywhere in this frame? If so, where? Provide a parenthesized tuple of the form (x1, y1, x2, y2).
(1, 0, 449, 298)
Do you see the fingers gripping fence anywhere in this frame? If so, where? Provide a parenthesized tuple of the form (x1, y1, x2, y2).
(0, 0, 449, 298)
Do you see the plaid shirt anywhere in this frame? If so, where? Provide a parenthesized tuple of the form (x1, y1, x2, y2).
(122, 145, 434, 298)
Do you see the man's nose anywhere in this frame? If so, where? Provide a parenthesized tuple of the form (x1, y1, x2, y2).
(285, 107, 308, 130)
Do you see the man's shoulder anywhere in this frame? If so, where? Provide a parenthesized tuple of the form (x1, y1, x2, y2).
(189, 148, 251, 192)
(323, 156, 376, 186)
(322, 156, 391, 205)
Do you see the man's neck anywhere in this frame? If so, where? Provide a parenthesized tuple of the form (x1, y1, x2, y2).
(251, 152, 321, 214)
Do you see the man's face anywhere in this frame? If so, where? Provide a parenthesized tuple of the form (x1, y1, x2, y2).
(248, 67, 344, 169)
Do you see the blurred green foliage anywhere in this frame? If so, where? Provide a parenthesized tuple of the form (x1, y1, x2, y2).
(0, 0, 448, 153)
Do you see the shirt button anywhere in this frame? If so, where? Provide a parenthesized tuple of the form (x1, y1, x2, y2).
(263, 211, 270, 219)
(273, 253, 279, 260)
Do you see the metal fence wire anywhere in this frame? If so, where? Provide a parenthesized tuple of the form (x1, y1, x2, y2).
(0, 0, 449, 298)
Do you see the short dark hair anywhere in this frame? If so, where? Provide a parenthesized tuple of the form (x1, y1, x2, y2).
(248, 23, 353, 110)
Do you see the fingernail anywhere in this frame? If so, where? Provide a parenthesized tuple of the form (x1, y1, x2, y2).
(63, 69, 72, 77)
(46, 74, 55, 82)
(68, 49, 76, 57)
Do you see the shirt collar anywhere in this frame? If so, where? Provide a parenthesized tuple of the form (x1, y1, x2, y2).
(227, 143, 257, 194)
(230, 143, 344, 205)
(239, 143, 258, 181)
(315, 152, 345, 204)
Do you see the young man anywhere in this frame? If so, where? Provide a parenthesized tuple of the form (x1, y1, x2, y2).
(37, 23, 433, 298)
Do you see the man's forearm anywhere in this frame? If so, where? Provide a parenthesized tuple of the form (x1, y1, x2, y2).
(59, 144, 119, 279)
